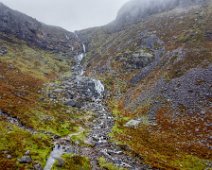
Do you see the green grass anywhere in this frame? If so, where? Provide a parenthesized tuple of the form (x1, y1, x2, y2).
(53, 154, 91, 170)
(171, 155, 208, 170)
(0, 33, 72, 81)
(98, 157, 127, 170)
(0, 33, 91, 169)
(0, 119, 52, 169)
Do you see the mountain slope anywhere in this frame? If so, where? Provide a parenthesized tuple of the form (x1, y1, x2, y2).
(78, 0, 212, 169)
(0, 0, 211, 169)
(0, 3, 88, 169)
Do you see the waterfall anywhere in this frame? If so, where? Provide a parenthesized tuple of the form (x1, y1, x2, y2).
(93, 79, 105, 98)
(83, 44, 86, 53)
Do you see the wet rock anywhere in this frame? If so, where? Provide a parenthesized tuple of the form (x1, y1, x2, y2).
(25, 150, 30, 155)
(107, 149, 123, 155)
(6, 155, 12, 159)
(0, 46, 7, 56)
(19, 155, 32, 163)
(65, 100, 83, 108)
(124, 119, 142, 128)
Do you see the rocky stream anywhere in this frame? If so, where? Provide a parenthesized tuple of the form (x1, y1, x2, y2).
(43, 43, 153, 170)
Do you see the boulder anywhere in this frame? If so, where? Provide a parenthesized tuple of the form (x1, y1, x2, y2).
(0, 47, 7, 56)
(124, 119, 142, 128)
(19, 155, 32, 163)
(65, 100, 83, 108)
(6, 155, 12, 159)
(25, 150, 30, 155)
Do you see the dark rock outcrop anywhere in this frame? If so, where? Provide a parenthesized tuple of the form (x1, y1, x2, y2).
(116, 50, 154, 70)
(0, 3, 81, 54)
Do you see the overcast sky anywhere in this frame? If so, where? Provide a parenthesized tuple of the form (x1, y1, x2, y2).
(1, 0, 129, 31)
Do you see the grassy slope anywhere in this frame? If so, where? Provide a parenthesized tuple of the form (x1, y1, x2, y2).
(81, 4, 212, 170)
(0, 33, 89, 169)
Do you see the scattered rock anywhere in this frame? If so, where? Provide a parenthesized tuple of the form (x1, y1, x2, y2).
(0, 46, 7, 56)
(65, 100, 83, 108)
(6, 155, 12, 159)
(19, 155, 32, 163)
(25, 150, 30, 155)
(2, 150, 9, 154)
(124, 119, 142, 128)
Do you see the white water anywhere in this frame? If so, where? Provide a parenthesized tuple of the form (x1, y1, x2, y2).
(75, 43, 86, 64)
(65, 34, 70, 40)
(83, 44, 86, 53)
(44, 128, 84, 170)
(74, 32, 79, 39)
(44, 144, 64, 170)
(76, 53, 84, 63)
(93, 79, 105, 98)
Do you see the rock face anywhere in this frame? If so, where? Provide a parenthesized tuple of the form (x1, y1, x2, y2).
(116, 50, 154, 70)
(0, 3, 81, 53)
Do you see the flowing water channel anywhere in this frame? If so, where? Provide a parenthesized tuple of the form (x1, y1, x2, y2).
(44, 42, 152, 170)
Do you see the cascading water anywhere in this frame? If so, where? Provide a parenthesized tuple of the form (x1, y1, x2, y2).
(44, 37, 147, 169)
(93, 79, 105, 99)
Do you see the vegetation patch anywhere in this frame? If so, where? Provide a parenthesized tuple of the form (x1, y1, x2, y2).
(53, 154, 91, 170)
(98, 157, 127, 170)
(0, 118, 51, 169)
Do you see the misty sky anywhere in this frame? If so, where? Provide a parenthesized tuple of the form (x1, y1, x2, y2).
(1, 0, 129, 31)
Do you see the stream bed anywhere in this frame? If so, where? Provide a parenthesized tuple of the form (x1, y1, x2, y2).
(44, 44, 153, 170)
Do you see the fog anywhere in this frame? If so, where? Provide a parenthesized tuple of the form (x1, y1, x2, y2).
(117, 0, 205, 20)
(0, 0, 129, 31)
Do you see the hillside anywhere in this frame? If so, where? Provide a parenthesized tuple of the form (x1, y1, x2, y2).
(0, 0, 211, 170)
(0, 3, 88, 169)
(78, 0, 212, 169)
(0, 2, 82, 53)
